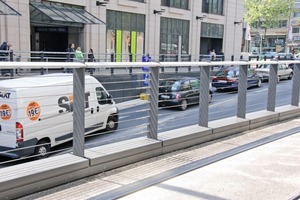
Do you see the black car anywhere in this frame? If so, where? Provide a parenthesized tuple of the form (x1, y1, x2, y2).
(211, 66, 262, 90)
(158, 77, 213, 111)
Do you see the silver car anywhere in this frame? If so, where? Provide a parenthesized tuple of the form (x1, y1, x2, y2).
(255, 63, 293, 82)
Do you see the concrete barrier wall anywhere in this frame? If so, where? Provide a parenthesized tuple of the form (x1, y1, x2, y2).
(1, 105, 299, 199)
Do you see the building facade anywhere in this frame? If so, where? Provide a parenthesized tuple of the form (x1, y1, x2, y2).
(0, 0, 244, 61)
(248, 0, 300, 54)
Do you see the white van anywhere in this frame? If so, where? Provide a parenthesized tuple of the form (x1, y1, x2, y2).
(0, 73, 119, 158)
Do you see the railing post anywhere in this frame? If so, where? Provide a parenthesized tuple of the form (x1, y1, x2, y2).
(129, 53, 133, 75)
(198, 65, 210, 127)
(148, 65, 159, 139)
(291, 63, 300, 106)
(73, 66, 85, 157)
(267, 63, 278, 111)
(175, 55, 179, 73)
(237, 64, 248, 118)
(110, 53, 115, 75)
(160, 54, 165, 73)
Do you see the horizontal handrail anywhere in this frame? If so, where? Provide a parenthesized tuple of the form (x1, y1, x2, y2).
(0, 60, 300, 69)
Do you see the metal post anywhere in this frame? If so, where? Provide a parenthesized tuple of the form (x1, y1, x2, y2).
(160, 55, 165, 73)
(267, 64, 278, 111)
(291, 63, 300, 106)
(73, 67, 85, 157)
(175, 55, 179, 73)
(147, 66, 159, 139)
(198, 66, 210, 127)
(237, 65, 248, 118)
(129, 53, 133, 75)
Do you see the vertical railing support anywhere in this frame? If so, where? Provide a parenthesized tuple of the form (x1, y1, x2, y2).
(267, 63, 278, 111)
(73, 66, 85, 157)
(148, 66, 159, 139)
(237, 65, 248, 118)
(291, 63, 300, 106)
(198, 65, 210, 127)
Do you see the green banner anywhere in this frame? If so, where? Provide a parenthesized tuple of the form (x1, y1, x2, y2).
(131, 31, 137, 62)
(116, 30, 122, 62)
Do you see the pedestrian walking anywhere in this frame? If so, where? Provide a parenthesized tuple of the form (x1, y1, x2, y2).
(88, 48, 95, 62)
(210, 49, 216, 61)
(75, 47, 84, 61)
(0, 42, 12, 76)
(0, 42, 12, 61)
(218, 49, 224, 61)
(66, 43, 75, 62)
(87, 48, 96, 74)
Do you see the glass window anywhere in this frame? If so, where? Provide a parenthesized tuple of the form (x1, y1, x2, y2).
(190, 79, 200, 89)
(161, 0, 188, 10)
(201, 22, 224, 39)
(107, 10, 145, 32)
(202, 0, 223, 15)
(160, 17, 190, 55)
(293, 28, 299, 34)
(182, 81, 191, 91)
(96, 87, 108, 105)
(106, 11, 145, 60)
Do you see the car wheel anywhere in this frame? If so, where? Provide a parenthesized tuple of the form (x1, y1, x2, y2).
(178, 99, 188, 111)
(288, 73, 293, 80)
(257, 78, 262, 87)
(106, 116, 118, 131)
(34, 140, 50, 159)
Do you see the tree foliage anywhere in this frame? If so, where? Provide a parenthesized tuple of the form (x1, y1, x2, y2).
(244, 0, 294, 30)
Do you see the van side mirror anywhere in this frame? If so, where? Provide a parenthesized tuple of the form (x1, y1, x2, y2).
(107, 94, 113, 104)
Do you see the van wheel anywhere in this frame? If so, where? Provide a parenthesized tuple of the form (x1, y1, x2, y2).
(106, 116, 118, 131)
(34, 140, 50, 159)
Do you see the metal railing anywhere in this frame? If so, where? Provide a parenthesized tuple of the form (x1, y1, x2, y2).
(0, 59, 299, 163)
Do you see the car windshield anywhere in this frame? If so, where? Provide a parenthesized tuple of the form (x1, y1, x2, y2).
(258, 64, 270, 69)
(215, 69, 239, 78)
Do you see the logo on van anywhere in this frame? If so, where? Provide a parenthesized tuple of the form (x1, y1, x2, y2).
(0, 104, 12, 120)
(27, 101, 41, 121)
(58, 92, 90, 114)
(0, 92, 11, 99)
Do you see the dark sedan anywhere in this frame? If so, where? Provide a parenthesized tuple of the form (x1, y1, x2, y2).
(211, 66, 262, 91)
(158, 77, 213, 111)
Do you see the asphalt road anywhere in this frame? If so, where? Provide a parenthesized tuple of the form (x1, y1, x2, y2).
(0, 79, 294, 167)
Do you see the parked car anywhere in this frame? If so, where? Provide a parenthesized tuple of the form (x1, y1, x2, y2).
(273, 53, 295, 70)
(255, 63, 293, 82)
(274, 53, 294, 60)
(211, 66, 262, 91)
(158, 77, 213, 111)
(260, 52, 278, 60)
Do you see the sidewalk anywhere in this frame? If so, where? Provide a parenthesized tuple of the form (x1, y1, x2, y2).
(19, 117, 300, 200)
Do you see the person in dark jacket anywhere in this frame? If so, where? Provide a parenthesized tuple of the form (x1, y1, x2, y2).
(0, 42, 12, 61)
(66, 43, 75, 62)
(87, 48, 96, 74)
(0, 42, 12, 76)
(65, 43, 75, 73)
